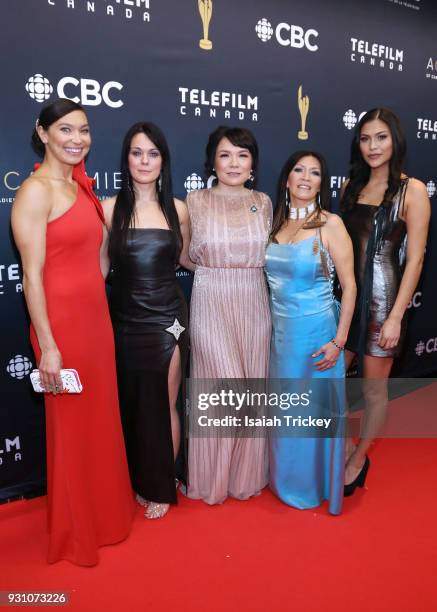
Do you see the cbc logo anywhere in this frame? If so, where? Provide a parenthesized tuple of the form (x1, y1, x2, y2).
(255, 19, 274, 42)
(426, 180, 436, 198)
(25, 74, 53, 103)
(25, 73, 124, 108)
(342, 109, 366, 130)
(255, 18, 318, 52)
(415, 338, 437, 357)
(6, 355, 33, 380)
(184, 173, 204, 192)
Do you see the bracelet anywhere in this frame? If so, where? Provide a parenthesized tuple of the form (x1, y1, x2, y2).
(331, 338, 344, 351)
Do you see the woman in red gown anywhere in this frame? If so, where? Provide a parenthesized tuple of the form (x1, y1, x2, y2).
(11, 98, 134, 566)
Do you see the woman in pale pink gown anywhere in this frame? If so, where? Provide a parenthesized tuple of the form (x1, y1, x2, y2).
(186, 126, 272, 504)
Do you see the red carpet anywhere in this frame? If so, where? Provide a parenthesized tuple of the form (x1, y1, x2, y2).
(1, 437, 436, 611)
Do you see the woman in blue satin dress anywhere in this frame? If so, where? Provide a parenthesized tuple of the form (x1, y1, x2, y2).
(265, 151, 356, 514)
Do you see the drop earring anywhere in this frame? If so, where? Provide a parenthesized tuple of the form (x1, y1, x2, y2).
(207, 168, 217, 188)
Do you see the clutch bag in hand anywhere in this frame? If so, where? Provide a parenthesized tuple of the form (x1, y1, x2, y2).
(30, 368, 83, 393)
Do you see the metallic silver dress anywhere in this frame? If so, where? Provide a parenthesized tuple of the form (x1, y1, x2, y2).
(343, 179, 408, 357)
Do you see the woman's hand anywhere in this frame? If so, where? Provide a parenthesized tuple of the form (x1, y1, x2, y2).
(378, 316, 401, 350)
(312, 341, 341, 371)
(39, 347, 63, 394)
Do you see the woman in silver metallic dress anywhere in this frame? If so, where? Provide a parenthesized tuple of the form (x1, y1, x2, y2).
(340, 108, 430, 495)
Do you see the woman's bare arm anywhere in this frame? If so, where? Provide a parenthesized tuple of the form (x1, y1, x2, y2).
(312, 214, 357, 370)
(175, 198, 196, 272)
(378, 178, 431, 349)
(11, 179, 63, 392)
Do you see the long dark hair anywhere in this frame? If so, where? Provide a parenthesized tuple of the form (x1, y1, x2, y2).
(341, 107, 406, 212)
(270, 150, 331, 242)
(32, 98, 86, 156)
(204, 125, 259, 187)
(108, 122, 182, 262)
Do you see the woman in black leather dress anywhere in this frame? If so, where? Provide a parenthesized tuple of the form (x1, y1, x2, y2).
(104, 122, 194, 519)
(340, 108, 430, 495)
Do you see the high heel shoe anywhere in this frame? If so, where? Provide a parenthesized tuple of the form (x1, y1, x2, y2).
(135, 493, 149, 507)
(344, 455, 370, 497)
(145, 502, 170, 520)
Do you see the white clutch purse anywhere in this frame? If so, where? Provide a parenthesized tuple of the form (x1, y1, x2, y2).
(30, 369, 83, 394)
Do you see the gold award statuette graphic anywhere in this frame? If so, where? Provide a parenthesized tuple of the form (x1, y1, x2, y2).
(198, 0, 213, 50)
(297, 85, 310, 140)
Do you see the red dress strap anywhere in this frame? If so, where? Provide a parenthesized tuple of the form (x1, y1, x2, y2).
(72, 160, 105, 223)
(33, 160, 105, 223)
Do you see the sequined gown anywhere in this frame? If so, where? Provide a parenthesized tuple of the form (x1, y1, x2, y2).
(342, 179, 408, 357)
(186, 188, 272, 504)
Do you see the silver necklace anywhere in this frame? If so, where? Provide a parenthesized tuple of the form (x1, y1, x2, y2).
(288, 202, 316, 220)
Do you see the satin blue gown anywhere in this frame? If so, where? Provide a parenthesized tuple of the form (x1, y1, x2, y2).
(265, 235, 345, 514)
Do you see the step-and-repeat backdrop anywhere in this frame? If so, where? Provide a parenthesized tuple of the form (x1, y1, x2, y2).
(1, 0, 436, 501)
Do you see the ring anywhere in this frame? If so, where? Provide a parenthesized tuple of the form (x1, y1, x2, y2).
(55, 385, 59, 391)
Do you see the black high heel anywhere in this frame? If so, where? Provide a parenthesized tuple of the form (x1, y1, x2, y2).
(344, 455, 370, 497)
